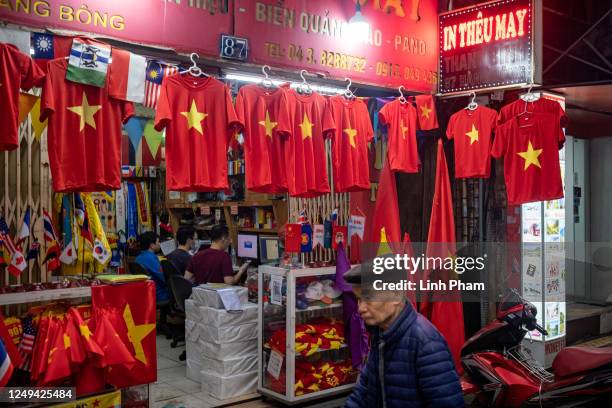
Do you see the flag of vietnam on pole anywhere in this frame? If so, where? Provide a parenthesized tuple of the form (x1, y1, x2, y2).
(91, 281, 157, 387)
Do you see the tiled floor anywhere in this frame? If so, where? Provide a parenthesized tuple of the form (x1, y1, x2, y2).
(153, 335, 273, 408)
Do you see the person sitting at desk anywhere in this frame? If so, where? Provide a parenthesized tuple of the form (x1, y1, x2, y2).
(167, 226, 196, 276)
(185, 224, 249, 285)
(135, 231, 171, 303)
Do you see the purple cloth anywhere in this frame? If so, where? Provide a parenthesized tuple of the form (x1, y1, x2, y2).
(336, 243, 369, 369)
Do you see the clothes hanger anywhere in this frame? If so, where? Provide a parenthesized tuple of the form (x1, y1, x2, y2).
(398, 85, 407, 104)
(343, 77, 356, 99)
(517, 90, 535, 128)
(519, 83, 541, 103)
(465, 91, 478, 110)
(297, 69, 313, 95)
(179, 53, 209, 77)
(260, 65, 275, 89)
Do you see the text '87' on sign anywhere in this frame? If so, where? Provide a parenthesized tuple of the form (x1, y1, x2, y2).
(220, 35, 248, 61)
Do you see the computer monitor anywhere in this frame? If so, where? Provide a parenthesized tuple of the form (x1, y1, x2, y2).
(259, 236, 280, 263)
(237, 234, 258, 259)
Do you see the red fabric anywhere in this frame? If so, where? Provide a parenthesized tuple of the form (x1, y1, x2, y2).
(92, 281, 157, 388)
(91, 310, 135, 368)
(42, 318, 71, 385)
(235, 84, 290, 193)
(401, 233, 417, 307)
(420, 140, 465, 373)
(74, 362, 106, 396)
(187, 248, 234, 284)
(370, 158, 401, 250)
(491, 114, 564, 205)
(283, 90, 332, 197)
(415, 95, 439, 130)
(155, 74, 240, 191)
(30, 315, 52, 381)
(325, 96, 373, 192)
(379, 99, 420, 173)
(0, 312, 23, 368)
(446, 106, 497, 178)
(68, 307, 103, 357)
(40, 59, 134, 192)
(3, 317, 21, 346)
(285, 224, 302, 252)
(0, 43, 44, 151)
(33, 35, 73, 72)
(332, 225, 348, 250)
(497, 97, 568, 127)
(552, 346, 612, 378)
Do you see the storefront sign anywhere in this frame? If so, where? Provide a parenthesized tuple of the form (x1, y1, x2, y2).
(234, 0, 439, 91)
(439, 0, 533, 93)
(0, 0, 231, 56)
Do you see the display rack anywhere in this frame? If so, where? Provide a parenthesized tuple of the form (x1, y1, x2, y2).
(0, 287, 91, 306)
(258, 265, 356, 404)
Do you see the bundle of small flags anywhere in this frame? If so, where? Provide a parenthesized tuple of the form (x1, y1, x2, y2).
(0, 216, 27, 277)
(18, 316, 36, 372)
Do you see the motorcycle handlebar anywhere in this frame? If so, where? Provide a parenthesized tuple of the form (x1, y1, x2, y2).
(535, 323, 548, 336)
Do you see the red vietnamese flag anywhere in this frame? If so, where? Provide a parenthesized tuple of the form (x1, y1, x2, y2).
(42, 318, 71, 386)
(40, 59, 134, 192)
(235, 84, 290, 194)
(325, 96, 373, 193)
(0, 43, 44, 152)
(415, 95, 439, 130)
(401, 233, 417, 307)
(446, 106, 497, 178)
(91, 310, 135, 368)
(64, 313, 88, 366)
(420, 139, 465, 373)
(30, 314, 53, 381)
(283, 89, 332, 197)
(378, 99, 420, 173)
(370, 157, 401, 253)
(155, 75, 240, 191)
(68, 307, 103, 357)
(92, 281, 157, 388)
(0, 312, 22, 369)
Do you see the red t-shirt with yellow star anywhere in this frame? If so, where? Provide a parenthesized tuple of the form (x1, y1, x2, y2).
(283, 89, 332, 197)
(155, 74, 240, 191)
(324, 96, 373, 192)
(491, 113, 564, 205)
(40, 59, 134, 192)
(0, 43, 44, 151)
(378, 98, 419, 173)
(446, 106, 497, 178)
(234, 84, 290, 194)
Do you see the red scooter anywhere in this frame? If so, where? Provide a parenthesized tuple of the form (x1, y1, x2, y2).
(460, 290, 612, 407)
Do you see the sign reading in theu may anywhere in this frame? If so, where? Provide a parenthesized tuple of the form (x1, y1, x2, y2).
(439, 0, 534, 93)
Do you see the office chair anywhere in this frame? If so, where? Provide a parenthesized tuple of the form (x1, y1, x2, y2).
(127, 261, 147, 275)
(131, 260, 172, 339)
(169, 275, 193, 361)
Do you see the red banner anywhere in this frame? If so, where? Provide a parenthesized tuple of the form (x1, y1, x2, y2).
(235, 0, 438, 91)
(0, 0, 231, 56)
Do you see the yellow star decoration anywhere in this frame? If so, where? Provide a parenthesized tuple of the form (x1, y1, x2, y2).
(63, 333, 71, 349)
(420, 104, 432, 120)
(343, 127, 357, 149)
(466, 124, 479, 145)
(80, 324, 93, 341)
(123, 303, 155, 365)
(180, 100, 207, 136)
(299, 112, 313, 140)
(67, 92, 101, 132)
(400, 119, 409, 140)
(517, 141, 543, 170)
(258, 110, 277, 138)
(48, 347, 57, 363)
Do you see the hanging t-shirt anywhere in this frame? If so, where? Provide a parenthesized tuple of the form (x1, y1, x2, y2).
(324, 96, 374, 192)
(446, 106, 498, 178)
(491, 113, 564, 205)
(0, 43, 45, 151)
(155, 74, 240, 191)
(378, 98, 420, 173)
(234, 84, 290, 194)
(283, 89, 331, 197)
(40, 59, 134, 192)
(498, 97, 568, 128)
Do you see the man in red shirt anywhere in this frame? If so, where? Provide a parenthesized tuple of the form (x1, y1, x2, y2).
(184, 225, 249, 285)
(0, 43, 45, 151)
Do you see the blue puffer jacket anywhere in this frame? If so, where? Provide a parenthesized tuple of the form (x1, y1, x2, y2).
(345, 304, 464, 408)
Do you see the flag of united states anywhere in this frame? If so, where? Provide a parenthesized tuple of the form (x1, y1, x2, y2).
(18, 316, 36, 372)
(144, 60, 178, 109)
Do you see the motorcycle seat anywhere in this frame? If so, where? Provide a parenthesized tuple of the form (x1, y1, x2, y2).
(552, 346, 612, 378)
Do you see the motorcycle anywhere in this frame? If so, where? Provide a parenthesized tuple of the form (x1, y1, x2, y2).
(460, 289, 612, 407)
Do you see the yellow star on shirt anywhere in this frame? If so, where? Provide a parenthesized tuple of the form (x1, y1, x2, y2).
(123, 303, 155, 365)
(67, 92, 101, 132)
(344, 127, 357, 148)
(259, 110, 277, 138)
(420, 104, 432, 120)
(180, 100, 207, 135)
(466, 124, 479, 145)
(80, 324, 93, 341)
(63, 333, 71, 349)
(299, 112, 314, 140)
(400, 119, 409, 140)
(517, 141, 543, 170)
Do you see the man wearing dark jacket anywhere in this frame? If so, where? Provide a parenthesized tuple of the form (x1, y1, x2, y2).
(344, 261, 464, 408)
